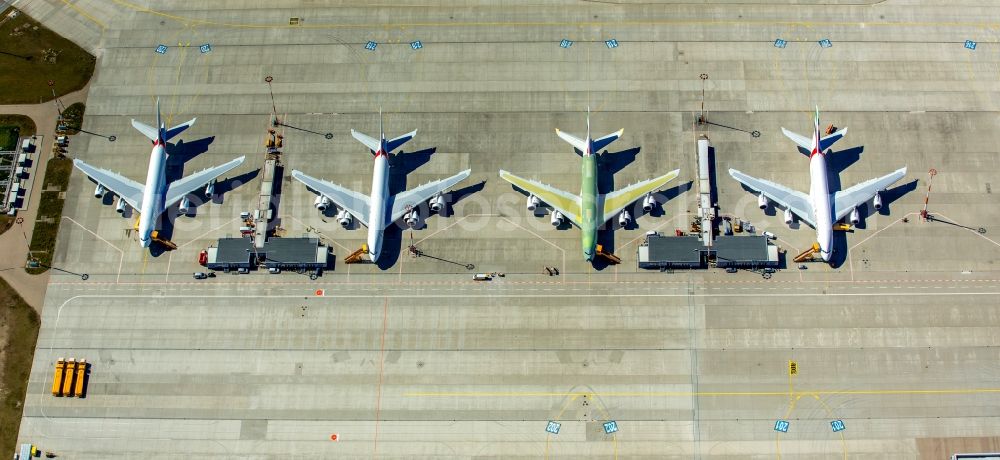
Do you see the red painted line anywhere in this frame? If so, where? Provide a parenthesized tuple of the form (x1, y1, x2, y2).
(372, 297, 389, 458)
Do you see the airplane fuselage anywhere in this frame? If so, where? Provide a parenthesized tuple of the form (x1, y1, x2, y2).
(579, 146, 598, 261)
(138, 140, 168, 247)
(367, 148, 390, 261)
(808, 150, 834, 261)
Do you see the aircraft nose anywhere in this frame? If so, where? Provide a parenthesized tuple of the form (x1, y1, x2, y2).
(584, 251, 595, 261)
(140, 238, 151, 248)
(821, 250, 832, 262)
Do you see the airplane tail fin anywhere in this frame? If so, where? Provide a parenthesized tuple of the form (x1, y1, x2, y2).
(811, 106, 846, 151)
(131, 98, 196, 143)
(156, 97, 162, 135)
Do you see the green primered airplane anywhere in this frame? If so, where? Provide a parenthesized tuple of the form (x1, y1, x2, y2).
(499, 111, 681, 261)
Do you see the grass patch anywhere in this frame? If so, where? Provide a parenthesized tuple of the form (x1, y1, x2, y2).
(0, 7, 95, 104)
(41, 155, 72, 190)
(26, 157, 72, 274)
(0, 115, 36, 137)
(0, 216, 13, 237)
(59, 103, 85, 134)
(0, 277, 40, 455)
(0, 127, 17, 151)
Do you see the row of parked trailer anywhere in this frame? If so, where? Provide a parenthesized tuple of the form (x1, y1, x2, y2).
(51, 358, 89, 398)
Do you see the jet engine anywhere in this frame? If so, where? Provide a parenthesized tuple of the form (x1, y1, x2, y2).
(873, 192, 883, 210)
(115, 197, 127, 214)
(314, 195, 331, 211)
(758, 193, 769, 209)
(94, 184, 105, 198)
(204, 180, 215, 197)
(337, 209, 352, 228)
(550, 210, 564, 227)
(430, 194, 446, 213)
(850, 207, 861, 225)
(642, 194, 656, 212)
(179, 197, 193, 215)
(619, 210, 632, 227)
(527, 194, 540, 211)
(784, 208, 794, 225)
(405, 209, 420, 228)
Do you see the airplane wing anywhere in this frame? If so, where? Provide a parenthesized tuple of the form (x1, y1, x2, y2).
(499, 170, 583, 226)
(388, 169, 471, 226)
(73, 159, 146, 210)
(164, 156, 246, 208)
(600, 169, 680, 223)
(833, 166, 907, 221)
(729, 169, 817, 228)
(291, 170, 372, 227)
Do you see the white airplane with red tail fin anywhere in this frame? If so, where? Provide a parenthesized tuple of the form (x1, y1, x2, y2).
(729, 107, 906, 262)
(74, 98, 245, 247)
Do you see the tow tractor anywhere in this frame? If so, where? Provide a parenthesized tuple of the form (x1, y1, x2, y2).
(344, 244, 368, 263)
(133, 217, 177, 249)
(595, 244, 621, 264)
(793, 242, 821, 263)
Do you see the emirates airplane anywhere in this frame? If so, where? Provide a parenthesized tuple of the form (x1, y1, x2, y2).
(74, 99, 246, 247)
(729, 107, 906, 262)
(293, 110, 471, 262)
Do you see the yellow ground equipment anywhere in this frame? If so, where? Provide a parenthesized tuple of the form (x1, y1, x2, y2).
(133, 217, 177, 249)
(344, 244, 368, 263)
(150, 231, 177, 250)
(60, 359, 76, 397)
(833, 223, 852, 232)
(73, 360, 88, 398)
(51, 358, 67, 396)
(793, 242, 821, 263)
(595, 244, 622, 264)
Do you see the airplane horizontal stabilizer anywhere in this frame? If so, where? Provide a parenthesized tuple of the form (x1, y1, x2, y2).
(131, 120, 160, 142)
(592, 129, 624, 153)
(163, 118, 197, 142)
(555, 129, 588, 154)
(351, 130, 381, 153)
(820, 128, 847, 152)
(385, 129, 417, 153)
(781, 128, 813, 156)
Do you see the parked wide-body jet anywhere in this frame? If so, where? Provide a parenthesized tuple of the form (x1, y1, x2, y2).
(499, 110, 680, 261)
(293, 110, 471, 262)
(729, 107, 906, 262)
(74, 99, 246, 247)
